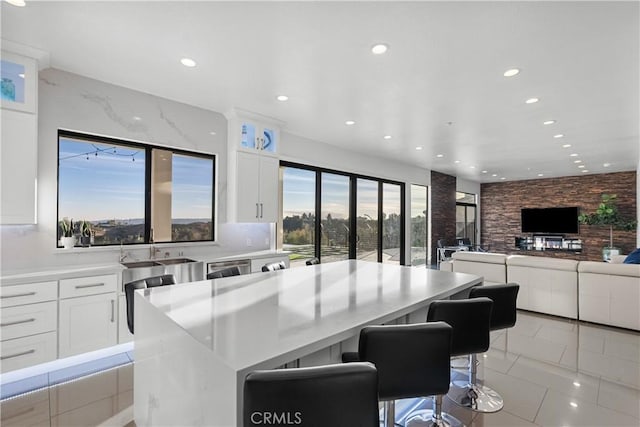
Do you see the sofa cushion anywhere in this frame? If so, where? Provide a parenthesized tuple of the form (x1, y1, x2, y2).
(451, 252, 507, 264)
(507, 255, 578, 271)
(623, 248, 640, 264)
(578, 260, 640, 277)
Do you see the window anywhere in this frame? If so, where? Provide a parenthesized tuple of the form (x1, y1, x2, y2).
(280, 162, 405, 265)
(456, 191, 477, 245)
(410, 184, 428, 265)
(57, 131, 215, 246)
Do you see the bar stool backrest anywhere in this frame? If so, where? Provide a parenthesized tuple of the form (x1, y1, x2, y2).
(243, 362, 379, 427)
(427, 297, 493, 357)
(207, 266, 241, 279)
(124, 274, 176, 334)
(261, 261, 286, 272)
(469, 283, 520, 331)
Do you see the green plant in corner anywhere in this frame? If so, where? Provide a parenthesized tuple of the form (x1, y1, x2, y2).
(578, 194, 637, 249)
(80, 220, 91, 238)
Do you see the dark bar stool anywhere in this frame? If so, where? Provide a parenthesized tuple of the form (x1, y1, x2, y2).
(344, 323, 462, 427)
(305, 257, 320, 265)
(466, 283, 520, 410)
(261, 261, 286, 272)
(206, 266, 241, 279)
(243, 362, 379, 427)
(427, 297, 499, 413)
(124, 274, 176, 334)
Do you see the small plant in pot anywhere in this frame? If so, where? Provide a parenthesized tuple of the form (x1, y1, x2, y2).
(80, 220, 92, 247)
(59, 218, 76, 249)
(578, 194, 637, 261)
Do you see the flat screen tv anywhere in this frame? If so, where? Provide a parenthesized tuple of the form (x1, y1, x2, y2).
(521, 207, 579, 234)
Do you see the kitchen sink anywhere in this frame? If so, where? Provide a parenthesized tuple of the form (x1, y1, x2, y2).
(121, 260, 162, 268)
(156, 257, 197, 265)
(121, 257, 204, 290)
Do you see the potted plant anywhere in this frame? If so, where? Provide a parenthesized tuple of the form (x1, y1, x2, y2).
(79, 220, 92, 247)
(59, 218, 76, 249)
(578, 194, 637, 261)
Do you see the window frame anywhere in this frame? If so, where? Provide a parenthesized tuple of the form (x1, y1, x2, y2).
(280, 160, 406, 265)
(57, 129, 216, 247)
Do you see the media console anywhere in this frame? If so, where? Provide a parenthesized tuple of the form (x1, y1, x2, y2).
(515, 235, 582, 253)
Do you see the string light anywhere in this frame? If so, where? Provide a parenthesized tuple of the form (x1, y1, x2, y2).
(59, 144, 138, 162)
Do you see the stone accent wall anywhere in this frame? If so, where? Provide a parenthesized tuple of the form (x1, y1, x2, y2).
(431, 171, 457, 264)
(481, 171, 638, 261)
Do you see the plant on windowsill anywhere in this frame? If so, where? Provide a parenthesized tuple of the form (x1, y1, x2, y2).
(79, 220, 92, 247)
(578, 194, 637, 261)
(59, 217, 76, 249)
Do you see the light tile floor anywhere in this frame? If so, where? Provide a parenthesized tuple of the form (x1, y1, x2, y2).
(1, 310, 639, 426)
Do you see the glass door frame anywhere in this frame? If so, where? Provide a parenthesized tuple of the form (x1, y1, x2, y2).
(280, 161, 406, 265)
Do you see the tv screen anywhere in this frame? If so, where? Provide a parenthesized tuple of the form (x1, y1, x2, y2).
(521, 207, 579, 234)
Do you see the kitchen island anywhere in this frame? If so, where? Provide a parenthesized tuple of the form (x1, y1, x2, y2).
(133, 260, 483, 426)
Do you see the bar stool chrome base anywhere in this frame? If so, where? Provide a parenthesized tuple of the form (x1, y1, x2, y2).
(447, 382, 503, 413)
(404, 396, 464, 427)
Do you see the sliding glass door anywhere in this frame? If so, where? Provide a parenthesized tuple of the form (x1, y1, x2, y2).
(356, 179, 379, 261)
(321, 173, 350, 262)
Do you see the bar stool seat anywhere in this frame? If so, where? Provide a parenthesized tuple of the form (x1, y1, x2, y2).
(243, 362, 379, 427)
(426, 297, 499, 413)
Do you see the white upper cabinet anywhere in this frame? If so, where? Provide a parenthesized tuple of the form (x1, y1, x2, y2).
(1, 51, 38, 224)
(226, 109, 284, 223)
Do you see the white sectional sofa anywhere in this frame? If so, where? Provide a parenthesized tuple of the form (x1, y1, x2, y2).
(442, 251, 640, 331)
(450, 251, 507, 284)
(507, 255, 578, 319)
(578, 261, 640, 331)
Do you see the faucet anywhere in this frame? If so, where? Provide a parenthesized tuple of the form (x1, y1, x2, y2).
(119, 242, 128, 262)
(149, 244, 160, 260)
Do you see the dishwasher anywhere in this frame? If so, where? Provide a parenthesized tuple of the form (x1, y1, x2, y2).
(207, 259, 252, 276)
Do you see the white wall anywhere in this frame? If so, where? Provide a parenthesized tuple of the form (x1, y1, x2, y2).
(1, 69, 270, 272)
(637, 161, 640, 247)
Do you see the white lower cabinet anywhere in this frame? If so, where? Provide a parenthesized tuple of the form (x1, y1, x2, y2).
(58, 292, 118, 358)
(1, 332, 57, 373)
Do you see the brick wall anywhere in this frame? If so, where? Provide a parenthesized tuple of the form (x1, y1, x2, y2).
(480, 171, 638, 261)
(431, 171, 457, 264)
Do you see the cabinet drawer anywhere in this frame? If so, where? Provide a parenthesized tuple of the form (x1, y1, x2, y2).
(1, 332, 57, 373)
(1, 301, 57, 341)
(0, 281, 58, 308)
(59, 274, 117, 299)
(0, 389, 50, 427)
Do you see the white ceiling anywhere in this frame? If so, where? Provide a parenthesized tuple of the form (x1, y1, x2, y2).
(2, 1, 638, 182)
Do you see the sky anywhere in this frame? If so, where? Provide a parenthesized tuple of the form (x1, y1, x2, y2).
(58, 137, 213, 222)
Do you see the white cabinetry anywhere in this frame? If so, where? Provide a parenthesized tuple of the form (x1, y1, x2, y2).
(0, 281, 58, 373)
(0, 51, 38, 224)
(58, 274, 118, 358)
(226, 108, 283, 223)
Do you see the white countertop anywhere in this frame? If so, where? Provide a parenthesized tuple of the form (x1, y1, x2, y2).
(137, 259, 482, 371)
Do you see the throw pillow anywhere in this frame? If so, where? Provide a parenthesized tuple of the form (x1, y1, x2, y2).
(623, 248, 640, 264)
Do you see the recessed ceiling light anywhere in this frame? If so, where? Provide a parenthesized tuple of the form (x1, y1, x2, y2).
(371, 43, 389, 54)
(132, 116, 142, 121)
(436, 154, 444, 158)
(554, 134, 564, 139)
(582, 170, 589, 173)
(482, 170, 488, 173)
(180, 58, 197, 67)
(603, 163, 611, 167)
(570, 402, 578, 408)
(543, 120, 556, 125)
(574, 160, 582, 163)
(578, 165, 585, 168)
(383, 135, 392, 140)
(570, 153, 579, 157)
(562, 144, 572, 148)
(415, 146, 423, 151)
(503, 68, 520, 77)
(345, 120, 355, 126)
(538, 173, 544, 177)
(209, 131, 216, 136)
(525, 98, 539, 104)
(18, 73, 25, 79)
(500, 177, 506, 180)
(469, 166, 476, 169)
(573, 382, 581, 387)
(492, 174, 498, 177)
(6, 0, 26, 6)
(454, 160, 461, 164)
(276, 95, 289, 101)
